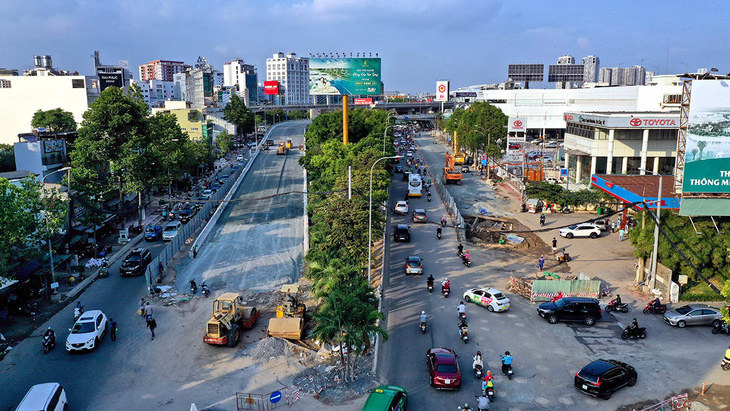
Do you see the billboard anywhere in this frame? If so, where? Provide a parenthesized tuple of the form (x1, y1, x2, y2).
(564, 112, 679, 129)
(435, 81, 449, 102)
(681, 80, 730, 194)
(547, 64, 584, 83)
(264, 81, 280, 95)
(508, 117, 526, 133)
(353, 98, 373, 105)
(507, 64, 544, 82)
(98, 73, 123, 91)
(309, 58, 381, 95)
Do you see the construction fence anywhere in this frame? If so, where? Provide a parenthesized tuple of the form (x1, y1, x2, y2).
(530, 279, 603, 302)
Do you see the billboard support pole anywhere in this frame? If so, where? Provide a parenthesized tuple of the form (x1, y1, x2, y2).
(343, 95, 349, 145)
(650, 174, 662, 292)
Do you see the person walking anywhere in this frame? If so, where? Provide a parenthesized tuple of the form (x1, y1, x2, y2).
(109, 318, 117, 342)
(192, 245, 198, 259)
(144, 302, 153, 319)
(538, 255, 545, 270)
(146, 316, 157, 340)
(619, 228, 625, 242)
(551, 237, 558, 252)
(139, 298, 146, 317)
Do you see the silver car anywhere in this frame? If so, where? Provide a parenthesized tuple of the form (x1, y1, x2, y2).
(663, 304, 723, 328)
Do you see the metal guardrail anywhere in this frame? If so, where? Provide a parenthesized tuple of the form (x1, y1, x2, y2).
(435, 179, 465, 229)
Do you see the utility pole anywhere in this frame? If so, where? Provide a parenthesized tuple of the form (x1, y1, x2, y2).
(343, 95, 349, 144)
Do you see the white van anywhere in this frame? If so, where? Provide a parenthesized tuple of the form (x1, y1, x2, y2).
(162, 221, 182, 241)
(16, 382, 67, 411)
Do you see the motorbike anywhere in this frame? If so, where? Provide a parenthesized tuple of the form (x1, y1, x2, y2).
(539, 215, 545, 226)
(437, 229, 442, 239)
(441, 218, 447, 227)
(427, 280, 434, 293)
(473, 358, 483, 379)
(556, 253, 571, 264)
(461, 255, 472, 267)
(643, 301, 667, 315)
(712, 321, 730, 335)
(98, 265, 109, 278)
(42, 333, 56, 354)
(420, 321, 427, 334)
(605, 300, 629, 313)
(427, 193, 432, 202)
(458, 323, 469, 343)
(190, 280, 198, 294)
(129, 224, 144, 234)
(500, 357, 514, 380)
(722, 358, 730, 371)
(442, 286, 450, 298)
(458, 309, 467, 321)
(201, 283, 210, 298)
(73, 307, 83, 322)
(484, 381, 495, 401)
(621, 326, 647, 340)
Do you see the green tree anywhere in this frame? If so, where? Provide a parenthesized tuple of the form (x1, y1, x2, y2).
(31, 108, 77, 132)
(444, 102, 508, 155)
(0, 144, 15, 172)
(223, 95, 255, 136)
(697, 140, 707, 160)
(216, 131, 233, 155)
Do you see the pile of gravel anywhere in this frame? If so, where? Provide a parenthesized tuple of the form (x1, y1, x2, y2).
(239, 337, 291, 359)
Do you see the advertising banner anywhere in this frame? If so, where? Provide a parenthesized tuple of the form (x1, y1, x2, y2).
(99, 73, 123, 91)
(309, 58, 382, 95)
(455, 92, 477, 98)
(508, 117, 526, 133)
(681, 80, 730, 194)
(264, 81, 280, 95)
(563, 112, 679, 129)
(353, 98, 373, 105)
(435, 81, 449, 102)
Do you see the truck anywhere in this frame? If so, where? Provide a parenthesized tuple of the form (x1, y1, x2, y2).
(203, 293, 260, 347)
(443, 153, 463, 185)
(277, 142, 289, 155)
(144, 225, 162, 241)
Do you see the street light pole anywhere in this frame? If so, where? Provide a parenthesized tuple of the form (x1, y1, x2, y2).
(640, 168, 662, 291)
(383, 124, 394, 155)
(41, 166, 72, 287)
(368, 155, 403, 286)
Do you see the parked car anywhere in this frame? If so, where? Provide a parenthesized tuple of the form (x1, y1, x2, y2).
(120, 247, 152, 276)
(537, 297, 602, 325)
(426, 347, 461, 390)
(544, 141, 559, 148)
(361, 385, 408, 411)
(394, 201, 409, 215)
(393, 224, 411, 242)
(195, 195, 208, 207)
(236, 154, 244, 161)
(211, 183, 220, 192)
(559, 223, 601, 239)
(508, 143, 521, 149)
(663, 304, 723, 328)
(405, 256, 423, 275)
(545, 177, 559, 184)
(66, 310, 107, 352)
(590, 218, 611, 232)
(202, 189, 213, 197)
(162, 221, 182, 241)
(144, 225, 162, 241)
(574, 359, 637, 400)
(15, 382, 68, 411)
(463, 287, 510, 312)
(412, 209, 428, 223)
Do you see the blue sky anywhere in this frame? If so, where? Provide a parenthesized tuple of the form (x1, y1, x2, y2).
(1, 0, 728, 94)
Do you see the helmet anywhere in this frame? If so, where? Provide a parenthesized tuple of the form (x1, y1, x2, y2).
(505, 351, 511, 356)
(421, 311, 425, 315)
(486, 370, 491, 376)
(47, 326, 52, 330)
(477, 351, 481, 356)
(444, 278, 448, 281)
(460, 301, 465, 304)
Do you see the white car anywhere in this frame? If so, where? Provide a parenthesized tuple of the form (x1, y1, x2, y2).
(394, 201, 408, 215)
(559, 223, 601, 239)
(463, 287, 511, 312)
(545, 177, 559, 184)
(236, 154, 244, 161)
(66, 310, 107, 352)
(202, 189, 213, 197)
(544, 141, 559, 148)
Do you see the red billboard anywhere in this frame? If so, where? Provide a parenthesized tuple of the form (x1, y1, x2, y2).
(353, 98, 373, 105)
(264, 81, 279, 95)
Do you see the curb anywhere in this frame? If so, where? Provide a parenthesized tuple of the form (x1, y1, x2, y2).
(372, 189, 389, 375)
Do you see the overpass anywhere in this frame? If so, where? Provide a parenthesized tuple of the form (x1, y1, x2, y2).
(249, 100, 456, 116)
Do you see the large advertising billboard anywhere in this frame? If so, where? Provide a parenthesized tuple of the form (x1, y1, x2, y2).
(264, 81, 280, 95)
(309, 58, 381, 95)
(98, 73, 123, 91)
(435, 81, 449, 102)
(681, 80, 730, 194)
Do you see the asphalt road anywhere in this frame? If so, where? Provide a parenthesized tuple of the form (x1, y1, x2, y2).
(377, 133, 730, 410)
(0, 123, 308, 411)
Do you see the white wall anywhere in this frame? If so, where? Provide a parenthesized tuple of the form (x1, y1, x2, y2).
(13, 142, 44, 176)
(0, 76, 95, 145)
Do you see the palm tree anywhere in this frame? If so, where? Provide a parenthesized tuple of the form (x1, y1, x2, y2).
(691, 148, 698, 161)
(697, 140, 707, 160)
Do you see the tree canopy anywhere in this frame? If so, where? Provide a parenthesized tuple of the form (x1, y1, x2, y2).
(0, 144, 15, 172)
(31, 108, 77, 132)
(222, 95, 255, 136)
(443, 102, 508, 154)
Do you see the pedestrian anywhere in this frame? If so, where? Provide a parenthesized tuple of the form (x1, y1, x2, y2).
(139, 298, 145, 316)
(192, 245, 198, 259)
(551, 237, 558, 252)
(144, 301, 153, 319)
(146, 316, 157, 340)
(619, 228, 625, 242)
(538, 255, 545, 270)
(109, 318, 117, 342)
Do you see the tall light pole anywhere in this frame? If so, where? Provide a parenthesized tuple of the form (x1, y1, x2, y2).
(383, 124, 394, 155)
(41, 166, 72, 286)
(368, 155, 403, 285)
(640, 168, 662, 291)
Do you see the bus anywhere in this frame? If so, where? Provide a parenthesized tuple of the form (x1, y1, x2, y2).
(408, 173, 423, 197)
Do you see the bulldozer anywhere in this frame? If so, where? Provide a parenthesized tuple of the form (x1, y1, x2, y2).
(203, 293, 260, 347)
(275, 284, 306, 318)
(285, 139, 293, 149)
(277, 142, 289, 155)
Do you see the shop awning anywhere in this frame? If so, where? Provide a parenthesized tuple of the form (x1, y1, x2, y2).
(590, 174, 680, 209)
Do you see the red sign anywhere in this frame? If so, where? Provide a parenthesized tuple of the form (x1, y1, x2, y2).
(354, 98, 373, 105)
(513, 120, 523, 128)
(629, 118, 642, 127)
(630, 117, 676, 127)
(264, 81, 279, 95)
(564, 114, 574, 121)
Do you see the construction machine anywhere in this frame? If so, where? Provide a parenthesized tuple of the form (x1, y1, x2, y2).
(443, 153, 463, 185)
(277, 142, 289, 155)
(286, 139, 293, 149)
(203, 293, 260, 347)
(275, 284, 306, 318)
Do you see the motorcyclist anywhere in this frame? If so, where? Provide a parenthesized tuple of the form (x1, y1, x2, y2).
(427, 274, 435, 287)
(539, 214, 546, 226)
(427, 192, 432, 201)
(464, 250, 471, 262)
(458, 301, 466, 317)
(650, 297, 661, 308)
(628, 318, 638, 337)
(201, 282, 210, 293)
(612, 294, 622, 306)
(44, 327, 56, 345)
(458, 319, 469, 336)
(501, 351, 513, 374)
(75, 301, 84, 313)
(484, 370, 494, 383)
(457, 243, 464, 255)
(442, 278, 451, 292)
(190, 279, 197, 291)
(436, 226, 442, 237)
(473, 351, 483, 370)
(475, 394, 490, 410)
(441, 215, 447, 226)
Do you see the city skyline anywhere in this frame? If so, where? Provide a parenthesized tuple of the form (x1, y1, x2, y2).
(1, 0, 728, 94)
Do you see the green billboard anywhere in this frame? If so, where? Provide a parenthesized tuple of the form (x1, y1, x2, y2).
(682, 80, 730, 194)
(309, 58, 382, 96)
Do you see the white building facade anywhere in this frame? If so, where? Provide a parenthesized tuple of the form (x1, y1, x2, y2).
(266, 53, 311, 105)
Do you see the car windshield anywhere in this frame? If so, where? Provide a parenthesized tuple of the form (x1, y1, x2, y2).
(164, 226, 177, 232)
(567, 225, 578, 230)
(577, 369, 599, 383)
(408, 260, 420, 266)
(126, 255, 142, 262)
(436, 363, 457, 373)
(72, 321, 96, 334)
(675, 306, 692, 314)
(553, 299, 567, 308)
(180, 209, 192, 215)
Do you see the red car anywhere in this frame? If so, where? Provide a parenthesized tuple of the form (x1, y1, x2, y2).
(426, 347, 462, 389)
(509, 143, 521, 149)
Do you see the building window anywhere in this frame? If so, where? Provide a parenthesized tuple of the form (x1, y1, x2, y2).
(0, 79, 10, 88)
(649, 129, 678, 141)
(72, 79, 85, 88)
(615, 129, 642, 140)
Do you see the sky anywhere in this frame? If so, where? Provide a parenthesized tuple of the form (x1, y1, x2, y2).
(1, 0, 729, 94)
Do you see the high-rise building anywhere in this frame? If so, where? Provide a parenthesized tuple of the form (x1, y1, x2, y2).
(266, 52, 311, 105)
(133, 78, 176, 108)
(223, 59, 258, 105)
(93, 51, 131, 92)
(138, 60, 186, 82)
(557, 55, 575, 65)
(182, 57, 215, 108)
(599, 65, 646, 86)
(582, 55, 600, 83)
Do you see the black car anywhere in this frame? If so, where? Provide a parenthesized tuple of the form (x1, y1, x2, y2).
(537, 297, 602, 326)
(575, 359, 637, 400)
(120, 247, 152, 276)
(179, 207, 195, 223)
(393, 224, 411, 242)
